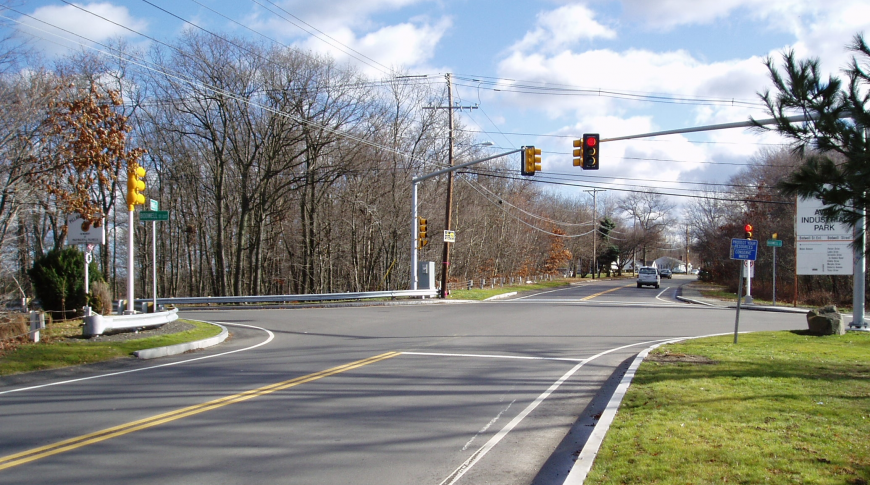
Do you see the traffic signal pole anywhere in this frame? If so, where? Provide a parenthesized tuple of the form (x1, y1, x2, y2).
(411, 149, 523, 291)
(126, 208, 135, 314)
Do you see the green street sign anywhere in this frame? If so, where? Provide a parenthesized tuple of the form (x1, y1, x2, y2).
(139, 210, 169, 222)
(766, 239, 783, 247)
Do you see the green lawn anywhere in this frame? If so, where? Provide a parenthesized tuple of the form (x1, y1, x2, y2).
(0, 319, 222, 376)
(586, 331, 870, 485)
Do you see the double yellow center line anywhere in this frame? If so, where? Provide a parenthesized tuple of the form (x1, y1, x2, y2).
(0, 351, 400, 471)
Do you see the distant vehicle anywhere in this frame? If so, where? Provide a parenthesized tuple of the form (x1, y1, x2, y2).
(637, 266, 660, 289)
(659, 268, 673, 279)
(690, 268, 700, 275)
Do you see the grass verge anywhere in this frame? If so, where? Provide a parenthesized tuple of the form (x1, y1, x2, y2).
(585, 331, 870, 485)
(0, 319, 222, 376)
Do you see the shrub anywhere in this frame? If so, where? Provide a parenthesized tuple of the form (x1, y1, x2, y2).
(88, 280, 113, 315)
(28, 247, 103, 319)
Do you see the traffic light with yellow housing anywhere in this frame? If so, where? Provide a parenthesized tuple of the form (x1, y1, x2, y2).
(573, 139, 583, 166)
(521, 146, 541, 176)
(127, 163, 146, 210)
(418, 217, 428, 249)
(744, 224, 753, 239)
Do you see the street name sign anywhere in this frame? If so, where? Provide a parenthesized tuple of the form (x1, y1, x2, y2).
(139, 210, 169, 222)
(766, 239, 783, 247)
(730, 238, 758, 261)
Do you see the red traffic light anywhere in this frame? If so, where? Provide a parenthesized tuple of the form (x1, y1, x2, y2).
(744, 224, 753, 232)
(586, 137, 597, 147)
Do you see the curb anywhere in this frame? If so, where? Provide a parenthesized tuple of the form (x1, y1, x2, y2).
(676, 295, 811, 314)
(133, 322, 228, 360)
(564, 340, 671, 484)
(484, 292, 518, 301)
(675, 295, 718, 307)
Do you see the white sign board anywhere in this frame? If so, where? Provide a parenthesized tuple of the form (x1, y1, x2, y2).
(66, 214, 105, 245)
(443, 230, 456, 243)
(795, 197, 852, 275)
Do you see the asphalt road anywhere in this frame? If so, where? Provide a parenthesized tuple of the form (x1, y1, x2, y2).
(0, 276, 806, 484)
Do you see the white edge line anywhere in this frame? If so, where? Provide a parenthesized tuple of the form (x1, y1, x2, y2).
(563, 332, 736, 485)
(437, 338, 675, 485)
(0, 321, 275, 397)
(654, 287, 672, 302)
(402, 351, 585, 363)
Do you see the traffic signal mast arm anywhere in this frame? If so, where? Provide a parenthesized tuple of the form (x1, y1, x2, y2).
(412, 149, 524, 183)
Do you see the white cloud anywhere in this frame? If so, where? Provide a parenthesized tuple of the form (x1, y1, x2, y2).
(16, 2, 148, 53)
(511, 4, 615, 54)
(293, 16, 451, 76)
(497, 47, 772, 124)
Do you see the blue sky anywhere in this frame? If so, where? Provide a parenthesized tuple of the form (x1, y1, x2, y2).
(7, 0, 870, 205)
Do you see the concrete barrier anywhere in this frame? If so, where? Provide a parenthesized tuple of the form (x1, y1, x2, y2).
(83, 308, 179, 337)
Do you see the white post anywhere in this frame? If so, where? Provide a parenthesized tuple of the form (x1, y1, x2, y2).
(126, 209, 135, 314)
(744, 260, 753, 304)
(411, 182, 418, 290)
(852, 209, 867, 329)
(152, 220, 157, 313)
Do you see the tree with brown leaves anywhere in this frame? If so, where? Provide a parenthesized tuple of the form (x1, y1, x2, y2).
(30, 82, 145, 230)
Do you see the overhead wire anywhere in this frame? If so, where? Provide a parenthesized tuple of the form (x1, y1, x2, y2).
(458, 175, 596, 238)
(460, 170, 792, 205)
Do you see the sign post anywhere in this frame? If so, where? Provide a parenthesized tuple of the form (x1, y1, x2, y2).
(730, 238, 758, 344)
(767, 236, 783, 305)
(141, 204, 168, 313)
(66, 214, 105, 315)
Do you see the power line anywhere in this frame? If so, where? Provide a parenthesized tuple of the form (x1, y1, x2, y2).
(461, 170, 792, 205)
(456, 128, 787, 146)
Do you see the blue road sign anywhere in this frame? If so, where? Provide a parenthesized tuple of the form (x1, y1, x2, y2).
(730, 238, 758, 261)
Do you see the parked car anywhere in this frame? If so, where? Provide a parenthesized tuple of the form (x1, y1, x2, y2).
(659, 268, 672, 279)
(637, 266, 660, 289)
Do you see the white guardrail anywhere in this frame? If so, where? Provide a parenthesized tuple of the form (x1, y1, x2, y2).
(133, 289, 438, 306)
(83, 307, 179, 337)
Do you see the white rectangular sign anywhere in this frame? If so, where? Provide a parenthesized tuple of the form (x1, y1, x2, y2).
(443, 230, 456, 243)
(66, 214, 105, 245)
(795, 196, 852, 275)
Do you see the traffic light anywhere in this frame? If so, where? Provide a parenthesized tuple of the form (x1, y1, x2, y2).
(418, 217, 428, 249)
(572, 139, 582, 166)
(744, 224, 753, 239)
(582, 133, 599, 170)
(126, 162, 146, 210)
(521, 146, 541, 176)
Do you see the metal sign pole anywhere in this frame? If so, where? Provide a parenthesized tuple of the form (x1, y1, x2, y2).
(734, 267, 744, 344)
(772, 245, 777, 306)
(152, 220, 157, 313)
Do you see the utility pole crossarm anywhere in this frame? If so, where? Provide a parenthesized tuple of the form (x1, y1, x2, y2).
(413, 149, 522, 183)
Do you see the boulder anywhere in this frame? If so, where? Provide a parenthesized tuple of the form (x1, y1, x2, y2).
(806, 305, 845, 335)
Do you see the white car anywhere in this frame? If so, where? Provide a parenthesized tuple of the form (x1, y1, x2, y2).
(637, 267, 660, 289)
